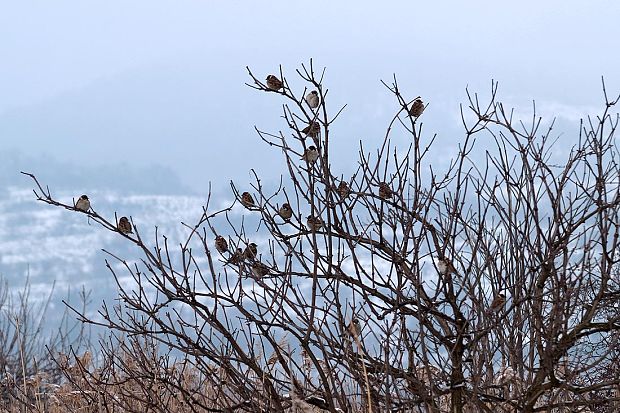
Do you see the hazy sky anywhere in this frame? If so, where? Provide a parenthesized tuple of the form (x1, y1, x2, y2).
(1, 1, 619, 192)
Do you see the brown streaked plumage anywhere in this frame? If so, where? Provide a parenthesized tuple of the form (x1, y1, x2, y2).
(241, 192, 255, 208)
(215, 235, 228, 254)
(378, 182, 393, 199)
(437, 258, 456, 275)
(337, 181, 351, 199)
(118, 216, 133, 234)
(251, 261, 270, 278)
(266, 75, 283, 91)
(489, 293, 507, 313)
(244, 242, 257, 260)
(301, 121, 321, 138)
(227, 248, 244, 265)
(278, 203, 293, 220)
(409, 98, 425, 118)
(306, 215, 324, 231)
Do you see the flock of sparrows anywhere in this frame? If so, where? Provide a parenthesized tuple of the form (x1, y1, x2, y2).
(74, 194, 133, 234)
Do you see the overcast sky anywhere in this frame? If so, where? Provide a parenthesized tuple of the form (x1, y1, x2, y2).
(1, 1, 619, 192)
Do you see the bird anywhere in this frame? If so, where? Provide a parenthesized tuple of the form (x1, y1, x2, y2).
(437, 258, 456, 275)
(251, 261, 270, 278)
(301, 146, 319, 164)
(75, 195, 90, 212)
(337, 181, 351, 199)
(244, 242, 258, 260)
(306, 215, 324, 231)
(409, 98, 425, 118)
(345, 318, 361, 338)
(489, 293, 507, 313)
(305, 90, 320, 108)
(241, 192, 255, 208)
(227, 248, 244, 265)
(117, 216, 133, 234)
(378, 182, 393, 199)
(215, 235, 228, 254)
(265, 75, 283, 91)
(278, 203, 293, 220)
(301, 121, 321, 138)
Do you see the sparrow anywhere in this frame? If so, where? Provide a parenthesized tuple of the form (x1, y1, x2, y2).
(409, 98, 425, 118)
(378, 182, 393, 199)
(337, 181, 351, 199)
(301, 121, 321, 138)
(117, 216, 133, 234)
(265, 75, 283, 91)
(75, 195, 90, 212)
(251, 261, 270, 278)
(244, 242, 258, 260)
(489, 293, 507, 313)
(227, 248, 244, 265)
(241, 192, 255, 208)
(301, 146, 319, 164)
(437, 258, 456, 275)
(345, 318, 361, 338)
(215, 235, 228, 254)
(278, 203, 293, 220)
(306, 215, 324, 231)
(305, 90, 320, 109)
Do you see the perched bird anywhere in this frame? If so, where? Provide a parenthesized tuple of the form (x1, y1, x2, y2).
(117, 216, 133, 234)
(278, 203, 293, 220)
(337, 181, 351, 199)
(215, 235, 228, 254)
(244, 242, 258, 260)
(345, 318, 361, 338)
(489, 293, 507, 313)
(227, 248, 244, 265)
(437, 258, 456, 275)
(306, 215, 324, 231)
(409, 98, 425, 118)
(378, 182, 393, 199)
(305, 90, 320, 108)
(251, 261, 270, 278)
(301, 146, 319, 164)
(265, 74, 283, 91)
(241, 192, 255, 208)
(301, 121, 321, 138)
(75, 195, 90, 212)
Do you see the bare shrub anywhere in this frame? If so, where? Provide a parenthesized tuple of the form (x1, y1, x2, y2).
(22, 61, 620, 413)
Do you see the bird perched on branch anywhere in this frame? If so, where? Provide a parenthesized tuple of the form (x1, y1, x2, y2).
(266, 75, 283, 91)
(489, 293, 507, 313)
(305, 90, 320, 108)
(118, 217, 133, 234)
(306, 215, 324, 231)
(215, 235, 228, 254)
(345, 318, 361, 339)
(301, 146, 319, 164)
(278, 203, 293, 220)
(337, 181, 351, 199)
(244, 242, 258, 260)
(75, 195, 90, 212)
(301, 121, 321, 138)
(378, 182, 393, 199)
(409, 98, 425, 118)
(437, 258, 456, 275)
(241, 192, 255, 208)
(227, 248, 244, 265)
(251, 261, 270, 278)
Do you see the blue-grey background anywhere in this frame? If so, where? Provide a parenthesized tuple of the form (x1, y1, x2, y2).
(0, 1, 619, 323)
